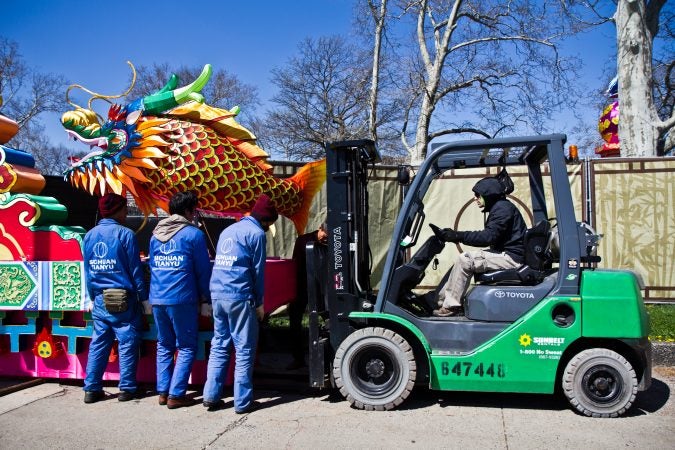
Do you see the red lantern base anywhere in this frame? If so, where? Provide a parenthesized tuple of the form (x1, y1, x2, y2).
(595, 143, 620, 158)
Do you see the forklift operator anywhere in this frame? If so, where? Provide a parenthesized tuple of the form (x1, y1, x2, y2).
(432, 176, 526, 317)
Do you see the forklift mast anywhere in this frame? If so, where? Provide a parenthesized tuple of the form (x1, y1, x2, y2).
(307, 140, 380, 387)
(324, 140, 380, 347)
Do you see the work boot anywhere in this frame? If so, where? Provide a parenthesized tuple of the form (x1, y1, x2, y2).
(167, 396, 195, 409)
(118, 391, 137, 402)
(158, 392, 168, 406)
(83, 391, 105, 404)
(235, 400, 261, 414)
(203, 399, 225, 411)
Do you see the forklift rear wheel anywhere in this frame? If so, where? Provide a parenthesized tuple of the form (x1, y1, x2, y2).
(562, 348, 638, 418)
(333, 327, 416, 411)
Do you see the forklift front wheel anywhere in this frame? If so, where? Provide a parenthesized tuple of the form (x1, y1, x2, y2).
(333, 327, 416, 411)
(562, 348, 638, 418)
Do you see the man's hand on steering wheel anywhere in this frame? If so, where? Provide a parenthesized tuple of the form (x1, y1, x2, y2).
(429, 223, 462, 243)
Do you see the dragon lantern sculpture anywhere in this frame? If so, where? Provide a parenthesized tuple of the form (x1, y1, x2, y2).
(61, 62, 325, 233)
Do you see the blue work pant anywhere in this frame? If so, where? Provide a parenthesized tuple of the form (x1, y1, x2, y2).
(153, 303, 198, 398)
(84, 302, 142, 393)
(203, 298, 258, 411)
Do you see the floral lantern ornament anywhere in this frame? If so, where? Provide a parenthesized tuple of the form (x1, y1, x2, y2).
(596, 77, 620, 157)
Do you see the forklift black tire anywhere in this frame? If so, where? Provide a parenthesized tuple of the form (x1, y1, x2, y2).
(562, 348, 638, 418)
(333, 327, 416, 411)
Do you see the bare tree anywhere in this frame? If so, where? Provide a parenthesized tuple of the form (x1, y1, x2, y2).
(367, 0, 388, 143)
(654, 5, 674, 154)
(614, 0, 673, 157)
(0, 37, 68, 171)
(263, 36, 373, 160)
(3, 119, 86, 176)
(352, 0, 409, 160)
(394, 0, 583, 164)
(562, 0, 674, 157)
(126, 63, 260, 123)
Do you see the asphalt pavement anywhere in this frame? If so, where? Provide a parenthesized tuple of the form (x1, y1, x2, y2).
(0, 366, 673, 449)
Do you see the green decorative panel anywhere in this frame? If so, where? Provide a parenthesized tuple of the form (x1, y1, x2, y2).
(0, 263, 37, 309)
(50, 262, 85, 310)
(0, 261, 85, 310)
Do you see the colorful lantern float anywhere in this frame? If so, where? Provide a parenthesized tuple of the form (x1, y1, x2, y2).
(0, 63, 324, 383)
(596, 77, 621, 157)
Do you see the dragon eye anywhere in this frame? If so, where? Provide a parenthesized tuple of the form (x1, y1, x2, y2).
(110, 129, 128, 148)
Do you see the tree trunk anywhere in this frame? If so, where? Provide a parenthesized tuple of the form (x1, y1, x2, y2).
(409, 0, 458, 165)
(412, 97, 434, 165)
(615, 0, 660, 157)
(368, 0, 387, 144)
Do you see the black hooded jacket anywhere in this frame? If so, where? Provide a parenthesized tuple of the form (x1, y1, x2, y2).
(460, 177, 526, 263)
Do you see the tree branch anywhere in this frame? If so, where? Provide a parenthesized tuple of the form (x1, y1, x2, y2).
(399, 85, 419, 154)
(658, 114, 675, 134)
(417, 0, 432, 71)
(428, 127, 491, 140)
(559, 0, 614, 26)
(450, 35, 555, 53)
(645, 0, 667, 37)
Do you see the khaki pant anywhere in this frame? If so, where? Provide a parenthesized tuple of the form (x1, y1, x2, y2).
(438, 250, 520, 309)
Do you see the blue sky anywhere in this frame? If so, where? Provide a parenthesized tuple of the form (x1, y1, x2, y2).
(3, 0, 619, 155)
(3, 0, 354, 150)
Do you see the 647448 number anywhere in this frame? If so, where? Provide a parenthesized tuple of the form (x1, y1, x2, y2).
(441, 361, 505, 378)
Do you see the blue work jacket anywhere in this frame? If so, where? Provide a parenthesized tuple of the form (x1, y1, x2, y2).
(210, 216, 266, 307)
(83, 218, 147, 307)
(149, 220, 212, 306)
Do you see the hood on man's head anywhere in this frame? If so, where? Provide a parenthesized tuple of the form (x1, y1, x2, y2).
(472, 177, 506, 209)
(472, 177, 506, 197)
(250, 194, 279, 223)
(98, 193, 127, 218)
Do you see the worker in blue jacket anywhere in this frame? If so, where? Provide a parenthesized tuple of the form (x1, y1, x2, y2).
(202, 194, 278, 414)
(149, 191, 212, 409)
(83, 193, 150, 404)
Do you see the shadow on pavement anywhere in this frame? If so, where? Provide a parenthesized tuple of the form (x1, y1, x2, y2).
(371, 375, 671, 415)
(628, 377, 670, 416)
(403, 387, 568, 412)
(53, 376, 669, 417)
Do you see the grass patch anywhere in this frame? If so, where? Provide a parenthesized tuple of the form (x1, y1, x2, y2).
(266, 314, 310, 329)
(267, 315, 291, 329)
(647, 304, 675, 343)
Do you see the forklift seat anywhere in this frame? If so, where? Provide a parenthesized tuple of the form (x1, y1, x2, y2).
(474, 220, 553, 286)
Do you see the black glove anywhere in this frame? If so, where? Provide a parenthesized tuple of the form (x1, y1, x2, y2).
(429, 223, 462, 243)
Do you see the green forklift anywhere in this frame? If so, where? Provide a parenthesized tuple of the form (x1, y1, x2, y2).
(307, 135, 651, 418)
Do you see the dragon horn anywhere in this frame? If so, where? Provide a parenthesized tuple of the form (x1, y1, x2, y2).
(154, 73, 179, 95)
(142, 64, 212, 114)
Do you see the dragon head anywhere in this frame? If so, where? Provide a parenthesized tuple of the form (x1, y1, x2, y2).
(60, 63, 282, 220)
(61, 100, 171, 216)
(61, 64, 213, 202)
(61, 104, 144, 166)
